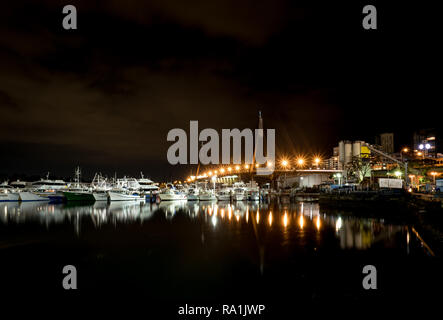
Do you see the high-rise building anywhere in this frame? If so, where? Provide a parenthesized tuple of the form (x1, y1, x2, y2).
(380, 133, 394, 154)
(413, 129, 437, 157)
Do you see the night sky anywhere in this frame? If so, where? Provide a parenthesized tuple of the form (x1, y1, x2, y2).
(0, 1, 441, 181)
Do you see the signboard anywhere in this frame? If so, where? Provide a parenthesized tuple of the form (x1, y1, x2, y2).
(379, 178, 403, 189)
(361, 146, 371, 158)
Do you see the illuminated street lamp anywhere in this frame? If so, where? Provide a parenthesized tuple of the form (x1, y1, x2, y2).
(430, 172, 438, 184)
(220, 168, 225, 174)
(267, 161, 273, 168)
(314, 157, 321, 168)
(235, 165, 240, 171)
(401, 148, 409, 161)
(281, 159, 289, 170)
(334, 173, 342, 185)
(227, 167, 232, 172)
(244, 164, 249, 170)
(297, 158, 305, 167)
(394, 171, 402, 178)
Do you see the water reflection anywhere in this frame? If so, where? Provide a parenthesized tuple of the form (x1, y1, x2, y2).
(0, 201, 425, 254)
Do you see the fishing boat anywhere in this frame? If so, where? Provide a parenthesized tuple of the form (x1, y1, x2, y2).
(63, 189, 94, 201)
(63, 167, 95, 201)
(91, 174, 111, 201)
(108, 190, 145, 201)
(158, 188, 187, 201)
(108, 177, 144, 201)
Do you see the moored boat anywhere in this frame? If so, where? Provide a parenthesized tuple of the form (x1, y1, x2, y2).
(108, 191, 145, 201)
(199, 190, 217, 201)
(158, 189, 187, 201)
(19, 191, 50, 202)
(216, 189, 231, 201)
(63, 191, 95, 201)
(0, 183, 20, 202)
(186, 185, 200, 201)
(233, 188, 245, 201)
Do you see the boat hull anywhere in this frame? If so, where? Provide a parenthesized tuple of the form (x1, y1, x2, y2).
(0, 192, 20, 202)
(158, 194, 187, 201)
(187, 194, 199, 201)
(109, 191, 144, 201)
(93, 192, 108, 201)
(19, 192, 50, 201)
(63, 192, 95, 201)
(199, 195, 217, 201)
(216, 195, 231, 201)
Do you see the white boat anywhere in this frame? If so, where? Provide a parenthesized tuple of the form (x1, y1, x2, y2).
(108, 191, 145, 201)
(108, 177, 144, 202)
(233, 188, 245, 201)
(158, 189, 187, 201)
(216, 189, 231, 201)
(138, 172, 159, 201)
(9, 180, 28, 189)
(198, 190, 217, 201)
(138, 173, 159, 193)
(0, 183, 20, 202)
(186, 185, 200, 201)
(93, 191, 108, 201)
(31, 175, 68, 191)
(19, 191, 50, 202)
(91, 174, 111, 201)
(246, 190, 260, 201)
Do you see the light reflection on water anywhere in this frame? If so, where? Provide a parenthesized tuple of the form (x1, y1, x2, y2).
(0, 200, 416, 253)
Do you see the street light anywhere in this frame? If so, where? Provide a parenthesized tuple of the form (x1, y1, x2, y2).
(297, 158, 305, 167)
(334, 173, 342, 185)
(314, 157, 321, 167)
(431, 172, 438, 184)
(401, 148, 409, 161)
(281, 159, 289, 168)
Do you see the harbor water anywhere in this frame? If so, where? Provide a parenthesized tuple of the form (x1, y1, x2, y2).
(0, 200, 441, 315)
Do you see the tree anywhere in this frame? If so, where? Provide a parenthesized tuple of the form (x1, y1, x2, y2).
(346, 156, 372, 184)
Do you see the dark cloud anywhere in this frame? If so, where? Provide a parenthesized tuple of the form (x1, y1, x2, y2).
(0, 1, 441, 180)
